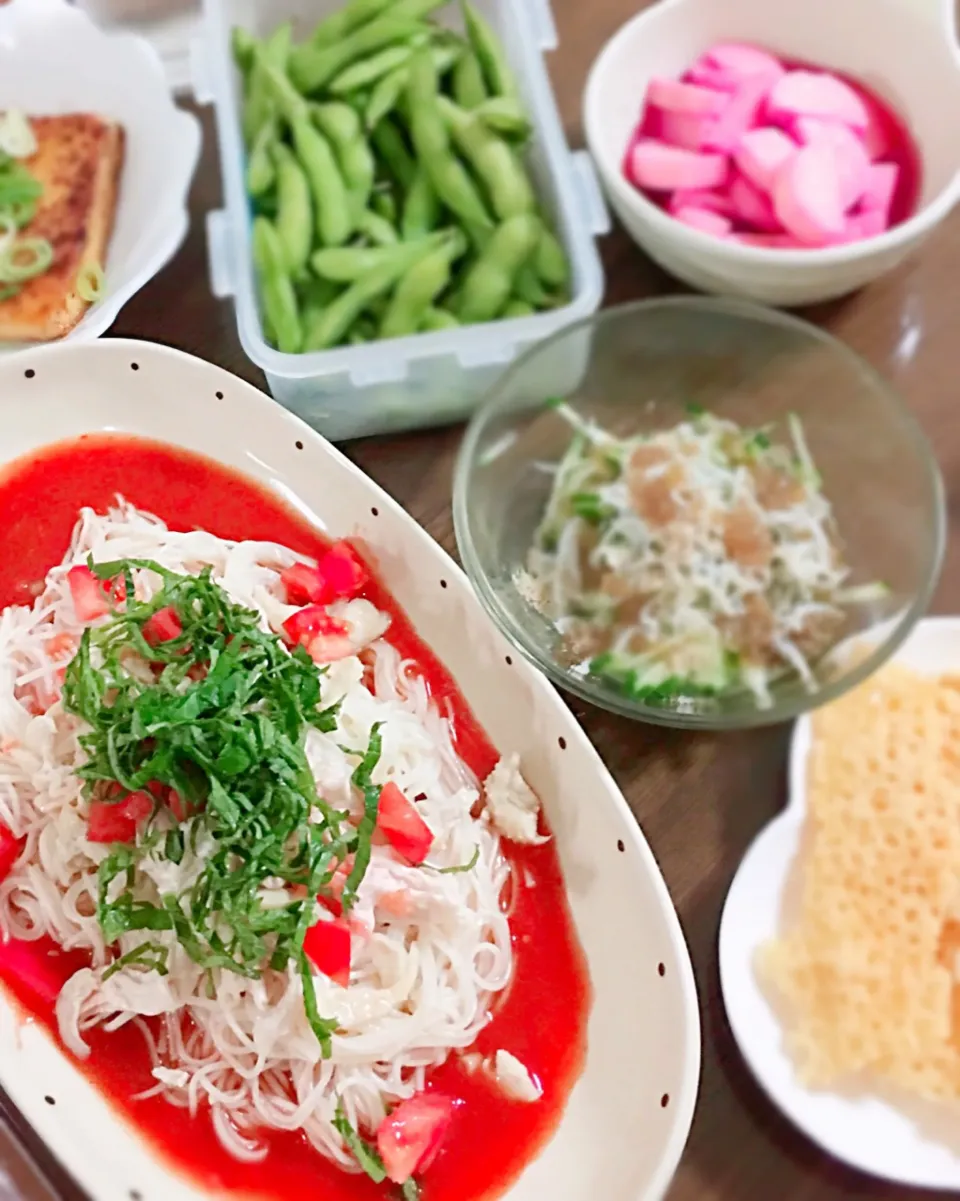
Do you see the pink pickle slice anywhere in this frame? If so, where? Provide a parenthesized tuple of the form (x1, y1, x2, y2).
(646, 77, 729, 115)
(702, 75, 775, 153)
(630, 140, 728, 191)
(794, 117, 871, 209)
(844, 211, 887, 240)
(669, 188, 736, 216)
(732, 232, 805, 248)
(729, 173, 781, 232)
(674, 206, 733, 236)
(686, 62, 741, 92)
(735, 126, 797, 193)
(768, 70, 869, 131)
(859, 161, 900, 222)
(705, 42, 786, 81)
(773, 143, 847, 244)
(660, 109, 715, 151)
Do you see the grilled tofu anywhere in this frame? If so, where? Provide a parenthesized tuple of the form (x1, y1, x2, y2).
(0, 114, 124, 343)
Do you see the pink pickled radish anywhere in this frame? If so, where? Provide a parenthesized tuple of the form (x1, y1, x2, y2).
(630, 140, 728, 191)
(705, 42, 786, 81)
(859, 161, 899, 221)
(768, 70, 869, 131)
(647, 77, 729, 115)
(674, 206, 733, 236)
(793, 117, 871, 209)
(773, 143, 847, 244)
(845, 211, 887, 240)
(735, 127, 797, 193)
(729, 174, 780, 232)
(669, 188, 736, 216)
(686, 62, 741, 92)
(863, 106, 892, 161)
(660, 110, 715, 151)
(703, 75, 774, 153)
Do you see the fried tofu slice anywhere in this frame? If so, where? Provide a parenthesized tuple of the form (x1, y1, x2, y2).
(0, 114, 124, 343)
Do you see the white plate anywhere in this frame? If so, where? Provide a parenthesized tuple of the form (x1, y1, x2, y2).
(0, 337, 701, 1201)
(720, 615, 960, 1189)
(0, 0, 201, 347)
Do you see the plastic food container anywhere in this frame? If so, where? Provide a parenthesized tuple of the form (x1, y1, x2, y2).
(192, 0, 609, 442)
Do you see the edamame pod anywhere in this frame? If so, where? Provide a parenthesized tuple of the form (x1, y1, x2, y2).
(311, 231, 448, 282)
(304, 253, 429, 350)
(406, 51, 493, 232)
(291, 115, 354, 246)
(420, 306, 460, 331)
(364, 41, 462, 130)
(438, 96, 534, 219)
(312, 103, 376, 217)
(380, 239, 462, 339)
(357, 208, 400, 245)
(231, 26, 257, 75)
(290, 16, 426, 94)
(242, 23, 292, 147)
(461, 1, 518, 99)
(502, 298, 534, 318)
(328, 41, 422, 94)
(452, 50, 487, 109)
(246, 118, 277, 197)
(401, 169, 441, 240)
(534, 225, 570, 290)
(309, 0, 393, 48)
(273, 142, 313, 276)
(370, 118, 416, 191)
(474, 96, 532, 141)
(456, 213, 539, 323)
(252, 216, 303, 353)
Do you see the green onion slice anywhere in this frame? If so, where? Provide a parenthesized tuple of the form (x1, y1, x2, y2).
(0, 236, 53, 283)
(77, 262, 106, 304)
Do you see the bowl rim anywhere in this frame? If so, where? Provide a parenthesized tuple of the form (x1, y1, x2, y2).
(581, 0, 960, 267)
(453, 295, 947, 730)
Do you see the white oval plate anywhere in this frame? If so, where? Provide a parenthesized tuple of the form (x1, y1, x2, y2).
(0, 338, 700, 1201)
(720, 616, 960, 1190)
(0, 0, 201, 348)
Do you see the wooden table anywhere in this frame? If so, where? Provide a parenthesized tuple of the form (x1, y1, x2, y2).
(5, 1, 960, 1198)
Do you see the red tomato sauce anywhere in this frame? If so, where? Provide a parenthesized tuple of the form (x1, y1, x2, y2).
(0, 435, 591, 1201)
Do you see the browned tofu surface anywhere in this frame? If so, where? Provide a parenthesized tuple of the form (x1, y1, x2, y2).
(0, 114, 124, 343)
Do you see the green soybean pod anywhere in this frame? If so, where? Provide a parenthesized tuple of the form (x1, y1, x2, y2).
(420, 306, 460, 331)
(252, 216, 302, 353)
(461, 1, 518, 99)
(502, 298, 534, 318)
(400, 169, 441, 240)
(246, 118, 277, 197)
(303, 255, 422, 350)
(357, 208, 400, 246)
(438, 96, 534, 220)
(380, 241, 459, 339)
(328, 40, 422, 94)
(534, 224, 570, 290)
(272, 142, 313, 276)
(370, 118, 416, 191)
(309, 0, 393, 47)
(406, 51, 493, 233)
(371, 187, 399, 224)
(242, 22, 292, 147)
(311, 233, 445, 282)
(456, 213, 540, 324)
(312, 102, 376, 217)
(231, 26, 257, 75)
(290, 16, 426, 94)
(513, 263, 552, 308)
(289, 115, 353, 247)
(452, 50, 487, 109)
(474, 96, 532, 141)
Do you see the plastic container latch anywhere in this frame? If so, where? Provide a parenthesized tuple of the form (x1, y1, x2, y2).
(570, 151, 612, 236)
(524, 0, 558, 51)
(206, 210, 235, 300)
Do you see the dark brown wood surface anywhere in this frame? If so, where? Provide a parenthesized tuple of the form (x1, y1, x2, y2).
(4, 2, 960, 1198)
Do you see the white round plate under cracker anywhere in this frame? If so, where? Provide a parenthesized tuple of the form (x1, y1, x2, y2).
(719, 616, 960, 1189)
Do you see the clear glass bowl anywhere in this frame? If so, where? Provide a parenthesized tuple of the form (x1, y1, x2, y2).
(453, 297, 946, 730)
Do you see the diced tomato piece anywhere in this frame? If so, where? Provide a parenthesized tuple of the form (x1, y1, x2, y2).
(376, 1093, 456, 1184)
(307, 630, 355, 664)
(302, 918, 351, 986)
(0, 825, 23, 880)
(320, 541, 368, 599)
(283, 605, 342, 645)
(67, 565, 110, 622)
(143, 606, 182, 645)
(46, 632, 78, 661)
(280, 562, 332, 606)
(87, 790, 154, 844)
(167, 788, 190, 822)
(109, 576, 127, 605)
(376, 782, 434, 866)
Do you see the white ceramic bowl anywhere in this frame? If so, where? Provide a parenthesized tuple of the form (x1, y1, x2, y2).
(720, 616, 960, 1189)
(0, 0, 201, 346)
(0, 338, 700, 1201)
(583, 0, 960, 306)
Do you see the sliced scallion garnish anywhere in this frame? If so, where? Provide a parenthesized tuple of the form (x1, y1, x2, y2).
(77, 262, 106, 304)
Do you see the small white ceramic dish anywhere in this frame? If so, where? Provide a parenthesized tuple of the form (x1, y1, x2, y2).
(583, 0, 960, 306)
(720, 615, 960, 1189)
(0, 0, 201, 347)
(0, 338, 700, 1201)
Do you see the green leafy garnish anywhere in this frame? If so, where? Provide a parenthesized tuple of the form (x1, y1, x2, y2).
(570, 492, 616, 525)
(62, 559, 380, 1052)
(333, 1101, 388, 1183)
(433, 845, 479, 875)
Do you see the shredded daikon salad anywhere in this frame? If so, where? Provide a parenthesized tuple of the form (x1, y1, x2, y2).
(0, 502, 547, 1197)
(524, 403, 886, 710)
